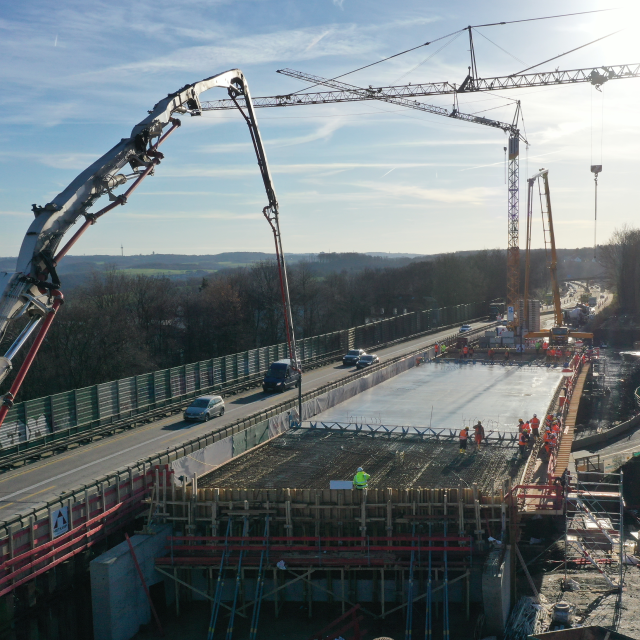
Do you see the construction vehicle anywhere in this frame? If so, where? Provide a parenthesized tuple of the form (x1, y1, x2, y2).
(522, 169, 593, 346)
(0, 69, 299, 427)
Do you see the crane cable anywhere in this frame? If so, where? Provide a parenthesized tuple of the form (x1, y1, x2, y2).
(591, 87, 604, 260)
(287, 9, 615, 95)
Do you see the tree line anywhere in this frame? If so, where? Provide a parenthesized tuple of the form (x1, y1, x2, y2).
(0, 249, 555, 402)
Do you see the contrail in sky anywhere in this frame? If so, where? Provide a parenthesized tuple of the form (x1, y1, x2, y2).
(381, 167, 396, 178)
(54, 34, 58, 47)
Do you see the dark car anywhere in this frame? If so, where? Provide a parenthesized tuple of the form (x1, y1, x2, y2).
(342, 349, 366, 366)
(262, 359, 301, 393)
(356, 354, 379, 369)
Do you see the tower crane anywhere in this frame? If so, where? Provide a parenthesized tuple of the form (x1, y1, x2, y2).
(0, 69, 299, 427)
(522, 169, 593, 345)
(201, 61, 640, 322)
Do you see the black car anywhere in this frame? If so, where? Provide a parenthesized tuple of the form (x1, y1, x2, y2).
(262, 359, 301, 393)
(342, 349, 366, 366)
(356, 354, 379, 369)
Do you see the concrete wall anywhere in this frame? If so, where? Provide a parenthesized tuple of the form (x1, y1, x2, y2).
(482, 546, 511, 637)
(572, 414, 640, 451)
(90, 524, 171, 640)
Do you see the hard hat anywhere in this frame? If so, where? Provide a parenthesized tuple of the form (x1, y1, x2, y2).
(533, 414, 537, 417)
(357, 467, 363, 472)
(518, 418, 524, 422)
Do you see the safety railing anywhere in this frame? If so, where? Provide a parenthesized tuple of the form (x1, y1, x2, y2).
(0, 302, 488, 467)
(0, 322, 492, 593)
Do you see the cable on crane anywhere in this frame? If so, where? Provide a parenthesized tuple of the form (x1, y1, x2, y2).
(288, 8, 616, 95)
(512, 29, 624, 75)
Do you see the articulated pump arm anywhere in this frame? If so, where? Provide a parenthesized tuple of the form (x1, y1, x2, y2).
(0, 69, 299, 420)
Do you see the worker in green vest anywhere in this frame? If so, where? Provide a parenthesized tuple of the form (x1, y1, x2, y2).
(353, 467, 370, 490)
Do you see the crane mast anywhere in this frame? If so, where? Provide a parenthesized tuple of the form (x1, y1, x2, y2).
(201, 62, 639, 325)
(523, 169, 592, 344)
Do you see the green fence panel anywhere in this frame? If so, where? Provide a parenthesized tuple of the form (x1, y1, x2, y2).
(76, 387, 98, 425)
(97, 382, 118, 420)
(51, 391, 76, 431)
(136, 373, 154, 408)
(117, 377, 137, 413)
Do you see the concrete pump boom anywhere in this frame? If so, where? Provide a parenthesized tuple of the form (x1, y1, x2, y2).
(0, 69, 299, 422)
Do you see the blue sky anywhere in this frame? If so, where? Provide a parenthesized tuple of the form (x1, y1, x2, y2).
(1, 0, 638, 258)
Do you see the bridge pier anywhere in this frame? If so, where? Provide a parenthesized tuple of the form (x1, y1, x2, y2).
(90, 524, 171, 640)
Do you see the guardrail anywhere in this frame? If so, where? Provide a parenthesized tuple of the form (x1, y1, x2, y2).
(0, 322, 492, 594)
(0, 305, 489, 469)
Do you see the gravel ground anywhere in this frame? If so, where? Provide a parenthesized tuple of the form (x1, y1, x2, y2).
(535, 562, 640, 638)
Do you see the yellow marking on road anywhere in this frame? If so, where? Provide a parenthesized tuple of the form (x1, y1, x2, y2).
(0, 325, 464, 490)
(1, 484, 55, 509)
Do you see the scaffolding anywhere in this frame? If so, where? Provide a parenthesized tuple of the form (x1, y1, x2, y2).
(148, 477, 511, 639)
(565, 470, 624, 591)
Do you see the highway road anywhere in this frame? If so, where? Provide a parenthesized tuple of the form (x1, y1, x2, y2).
(0, 320, 492, 524)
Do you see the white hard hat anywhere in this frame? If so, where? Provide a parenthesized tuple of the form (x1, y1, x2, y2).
(357, 467, 363, 472)
(533, 414, 537, 417)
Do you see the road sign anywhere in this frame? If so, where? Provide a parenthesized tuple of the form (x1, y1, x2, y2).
(507, 306, 515, 321)
(51, 506, 69, 538)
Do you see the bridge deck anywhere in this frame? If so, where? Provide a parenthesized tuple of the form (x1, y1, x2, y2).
(315, 361, 564, 433)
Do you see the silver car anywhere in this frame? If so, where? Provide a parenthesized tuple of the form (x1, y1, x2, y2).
(183, 395, 225, 422)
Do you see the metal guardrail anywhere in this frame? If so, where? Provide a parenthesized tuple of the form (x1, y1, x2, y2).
(0, 307, 489, 469)
(0, 321, 495, 595)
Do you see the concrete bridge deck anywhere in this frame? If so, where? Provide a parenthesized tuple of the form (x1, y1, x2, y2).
(0, 321, 490, 525)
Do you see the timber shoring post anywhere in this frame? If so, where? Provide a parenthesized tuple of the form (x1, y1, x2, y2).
(125, 533, 164, 637)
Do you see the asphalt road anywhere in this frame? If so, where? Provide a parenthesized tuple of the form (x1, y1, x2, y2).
(0, 320, 492, 524)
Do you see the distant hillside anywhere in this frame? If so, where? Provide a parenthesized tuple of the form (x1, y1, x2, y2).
(0, 247, 606, 288)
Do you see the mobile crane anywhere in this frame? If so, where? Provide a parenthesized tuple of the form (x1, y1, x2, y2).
(0, 69, 299, 427)
(522, 169, 593, 345)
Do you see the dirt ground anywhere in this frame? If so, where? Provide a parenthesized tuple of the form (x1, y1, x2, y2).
(527, 551, 640, 638)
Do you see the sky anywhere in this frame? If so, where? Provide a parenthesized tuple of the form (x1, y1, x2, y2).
(1, 0, 639, 258)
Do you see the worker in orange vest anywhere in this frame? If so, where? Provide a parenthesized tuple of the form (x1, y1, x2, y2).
(517, 418, 525, 433)
(518, 430, 529, 457)
(543, 430, 554, 458)
(459, 426, 469, 454)
(434, 343, 440, 356)
(462, 345, 469, 359)
(488, 348, 495, 363)
(530, 414, 540, 438)
(473, 421, 485, 451)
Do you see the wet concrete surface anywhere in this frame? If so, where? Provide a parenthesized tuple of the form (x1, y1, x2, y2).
(315, 361, 564, 433)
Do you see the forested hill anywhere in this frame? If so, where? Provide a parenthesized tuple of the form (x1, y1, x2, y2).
(0, 247, 600, 288)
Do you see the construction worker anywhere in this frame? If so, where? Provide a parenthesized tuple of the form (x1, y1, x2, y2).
(441, 343, 447, 356)
(517, 418, 525, 433)
(462, 345, 469, 359)
(469, 345, 475, 358)
(488, 347, 495, 363)
(543, 429, 553, 458)
(518, 429, 529, 457)
(473, 421, 485, 451)
(459, 426, 469, 454)
(434, 343, 440, 357)
(353, 467, 370, 490)
(504, 349, 510, 362)
(530, 414, 540, 439)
